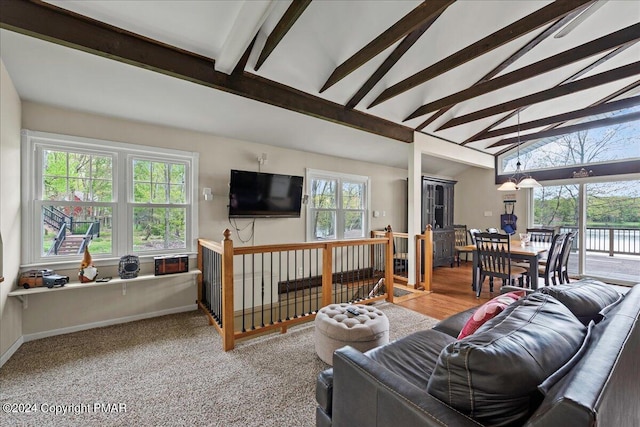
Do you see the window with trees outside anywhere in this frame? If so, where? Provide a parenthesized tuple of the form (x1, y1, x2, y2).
(501, 105, 640, 173)
(306, 169, 369, 241)
(21, 131, 198, 265)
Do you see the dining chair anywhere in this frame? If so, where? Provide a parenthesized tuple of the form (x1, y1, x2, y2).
(468, 228, 481, 244)
(556, 231, 577, 284)
(526, 228, 555, 243)
(537, 232, 567, 286)
(453, 225, 472, 266)
(474, 232, 527, 298)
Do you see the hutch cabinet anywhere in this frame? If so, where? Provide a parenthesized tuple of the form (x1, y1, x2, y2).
(421, 176, 456, 267)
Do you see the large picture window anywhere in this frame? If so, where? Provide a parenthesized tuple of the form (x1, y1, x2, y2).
(306, 169, 369, 241)
(22, 130, 198, 265)
(499, 106, 640, 175)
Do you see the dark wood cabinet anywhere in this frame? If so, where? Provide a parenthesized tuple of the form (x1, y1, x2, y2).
(421, 177, 456, 267)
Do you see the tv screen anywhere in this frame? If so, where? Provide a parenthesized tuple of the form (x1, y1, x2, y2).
(229, 169, 304, 218)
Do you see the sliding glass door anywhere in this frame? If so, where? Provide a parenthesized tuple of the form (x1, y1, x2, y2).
(533, 179, 640, 285)
(584, 180, 640, 283)
(532, 184, 579, 278)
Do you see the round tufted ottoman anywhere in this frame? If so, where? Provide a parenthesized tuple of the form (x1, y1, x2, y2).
(314, 303, 389, 365)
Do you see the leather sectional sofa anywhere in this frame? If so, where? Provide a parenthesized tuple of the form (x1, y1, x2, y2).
(316, 279, 640, 426)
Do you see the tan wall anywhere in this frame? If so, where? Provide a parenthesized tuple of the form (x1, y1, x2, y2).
(16, 102, 409, 337)
(0, 60, 23, 360)
(453, 166, 529, 234)
(22, 102, 409, 244)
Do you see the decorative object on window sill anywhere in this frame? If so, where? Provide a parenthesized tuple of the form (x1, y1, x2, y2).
(19, 269, 69, 289)
(118, 254, 140, 279)
(79, 247, 98, 283)
(572, 168, 594, 178)
(498, 110, 542, 191)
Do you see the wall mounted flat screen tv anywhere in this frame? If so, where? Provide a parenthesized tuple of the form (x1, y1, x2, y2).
(229, 169, 304, 218)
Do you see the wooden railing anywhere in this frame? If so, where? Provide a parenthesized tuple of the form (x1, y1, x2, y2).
(373, 227, 409, 284)
(416, 225, 434, 292)
(198, 229, 404, 351)
(371, 225, 433, 292)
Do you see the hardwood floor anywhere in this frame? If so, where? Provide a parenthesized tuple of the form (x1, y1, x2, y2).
(394, 261, 496, 320)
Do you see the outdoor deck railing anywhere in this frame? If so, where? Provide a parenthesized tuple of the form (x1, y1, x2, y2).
(198, 228, 432, 351)
(558, 226, 640, 256)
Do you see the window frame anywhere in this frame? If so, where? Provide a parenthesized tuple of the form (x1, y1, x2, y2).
(21, 130, 199, 268)
(305, 168, 370, 241)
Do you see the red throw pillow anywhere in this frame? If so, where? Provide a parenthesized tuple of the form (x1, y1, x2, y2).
(457, 291, 525, 339)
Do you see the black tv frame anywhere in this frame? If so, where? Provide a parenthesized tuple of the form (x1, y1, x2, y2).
(228, 169, 304, 218)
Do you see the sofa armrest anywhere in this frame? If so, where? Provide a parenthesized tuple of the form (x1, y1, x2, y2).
(331, 346, 481, 427)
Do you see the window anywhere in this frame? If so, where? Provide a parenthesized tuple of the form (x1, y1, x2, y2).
(22, 130, 198, 265)
(499, 106, 640, 174)
(306, 169, 369, 241)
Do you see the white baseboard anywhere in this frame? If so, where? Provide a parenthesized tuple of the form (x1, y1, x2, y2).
(0, 336, 25, 368)
(22, 304, 198, 343)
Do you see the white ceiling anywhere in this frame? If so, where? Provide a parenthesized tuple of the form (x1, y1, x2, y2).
(1, 0, 638, 177)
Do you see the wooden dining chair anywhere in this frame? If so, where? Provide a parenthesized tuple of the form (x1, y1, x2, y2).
(453, 225, 472, 266)
(526, 228, 555, 243)
(556, 231, 577, 284)
(537, 232, 567, 286)
(474, 232, 527, 298)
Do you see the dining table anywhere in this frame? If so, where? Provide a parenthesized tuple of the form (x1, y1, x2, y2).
(462, 240, 550, 292)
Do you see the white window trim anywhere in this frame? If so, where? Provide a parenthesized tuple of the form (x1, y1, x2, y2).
(305, 168, 370, 241)
(21, 130, 199, 269)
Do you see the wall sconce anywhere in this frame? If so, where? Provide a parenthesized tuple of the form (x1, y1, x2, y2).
(257, 153, 268, 165)
(202, 187, 213, 201)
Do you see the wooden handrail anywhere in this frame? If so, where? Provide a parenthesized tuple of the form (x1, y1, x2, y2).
(198, 238, 224, 253)
(198, 228, 396, 350)
(231, 237, 389, 255)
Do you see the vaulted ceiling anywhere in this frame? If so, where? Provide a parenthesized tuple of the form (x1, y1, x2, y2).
(1, 0, 639, 174)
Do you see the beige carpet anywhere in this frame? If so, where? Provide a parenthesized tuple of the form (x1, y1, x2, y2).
(0, 303, 438, 427)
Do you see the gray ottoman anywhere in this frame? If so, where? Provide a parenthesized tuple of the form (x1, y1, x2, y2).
(314, 303, 389, 365)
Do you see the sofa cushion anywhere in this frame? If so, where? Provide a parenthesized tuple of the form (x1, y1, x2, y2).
(366, 328, 456, 390)
(538, 278, 622, 324)
(427, 293, 587, 426)
(457, 291, 525, 339)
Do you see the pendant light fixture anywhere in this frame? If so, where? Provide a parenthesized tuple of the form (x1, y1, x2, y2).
(498, 110, 541, 191)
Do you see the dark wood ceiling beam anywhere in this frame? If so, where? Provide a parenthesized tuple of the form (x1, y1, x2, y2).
(478, 95, 640, 141)
(368, 0, 594, 108)
(234, 36, 257, 74)
(414, 7, 588, 132)
(345, 14, 442, 109)
(437, 62, 640, 130)
(319, 0, 455, 93)
(405, 23, 640, 121)
(254, 0, 311, 71)
(488, 111, 640, 147)
(463, 41, 635, 145)
(0, 0, 413, 143)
